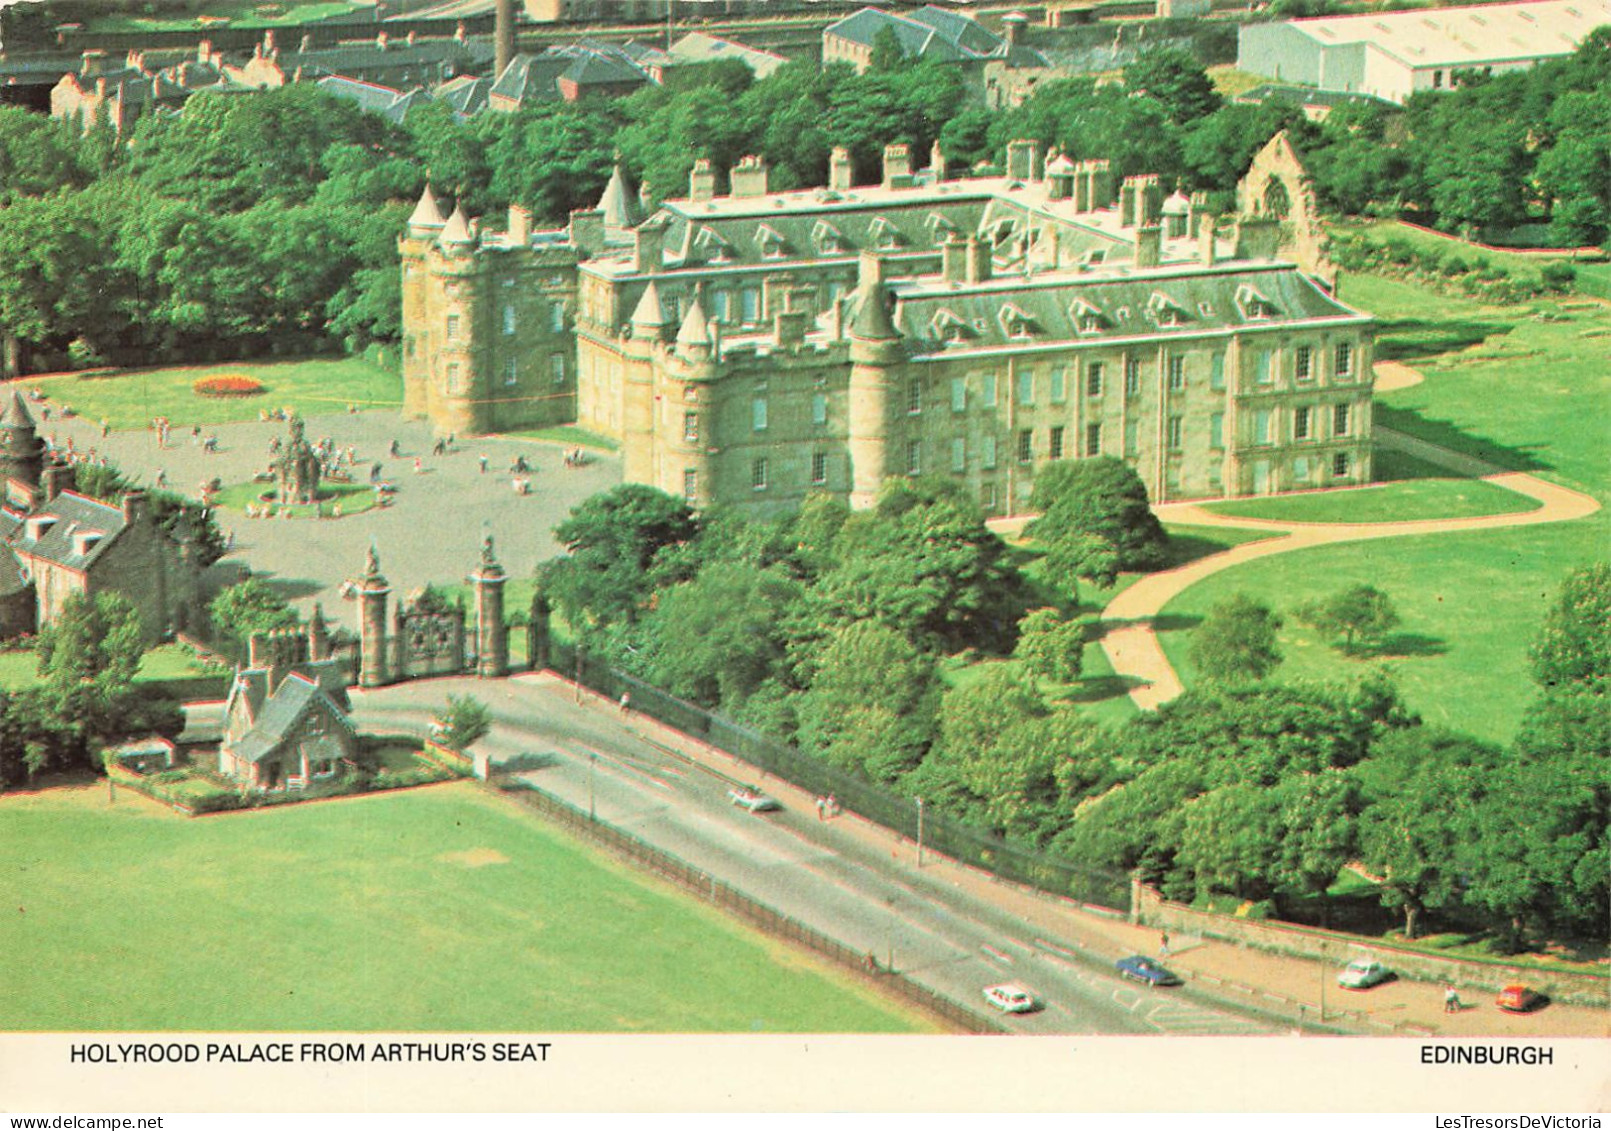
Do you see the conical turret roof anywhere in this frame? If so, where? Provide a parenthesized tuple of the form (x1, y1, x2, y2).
(408, 184, 447, 232)
(439, 203, 474, 247)
(1, 389, 37, 433)
(675, 292, 711, 351)
(596, 164, 644, 231)
(630, 280, 667, 332)
(850, 285, 900, 341)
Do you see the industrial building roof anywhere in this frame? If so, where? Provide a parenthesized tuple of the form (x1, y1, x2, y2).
(1278, 0, 1611, 69)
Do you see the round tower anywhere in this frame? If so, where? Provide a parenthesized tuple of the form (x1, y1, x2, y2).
(847, 253, 903, 510)
(0, 390, 46, 494)
(357, 544, 391, 688)
(470, 535, 508, 678)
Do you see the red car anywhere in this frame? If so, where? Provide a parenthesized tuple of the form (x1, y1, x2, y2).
(1495, 984, 1547, 1013)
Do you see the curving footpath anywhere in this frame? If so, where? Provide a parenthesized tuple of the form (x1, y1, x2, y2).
(1099, 428, 1602, 711)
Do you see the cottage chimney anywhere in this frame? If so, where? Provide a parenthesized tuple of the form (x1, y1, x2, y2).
(125, 50, 145, 72)
(264, 30, 277, 55)
(80, 50, 107, 77)
(121, 490, 146, 524)
(568, 208, 604, 257)
(1002, 11, 1028, 47)
(507, 204, 531, 245)
(1198, 212, 1218, 267)
(828, 147, 853, 191)
(688, 158, 716, 202)
(1234, 216, 1282, 260)
(941, 233, 966, 283)
(881, 144, 913, 190)
(929, 139, 947, 183)
(300, 33, 313, 53)
(965, 236, 992, 283)
(407, 29, 418, 47)
(455, 21, 468, 43)
(1134, 224, 1162, 269)
(198, 39, 212, 62)
(729, 154, 768, 198)
(633, 217, 667, 274)
(639, 179, 653, 214)
(1004, 138, 1041, 183)
(376, 31, 389, 50)
(40, 461, 72, 503)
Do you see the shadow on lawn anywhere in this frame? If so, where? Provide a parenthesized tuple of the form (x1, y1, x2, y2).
(1057, 674, 1146, 705)
(1374, 316, 1507, 361)
(1375, 406, 1552, 475)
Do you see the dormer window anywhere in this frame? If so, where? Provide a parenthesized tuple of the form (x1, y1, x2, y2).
(926, 211, 959, 244)
(694, 226, 733, 264)
(1070, 299, 1104, 335)
(73, 531, 104, 557)
(25, 516, 57, 541)
(931, 309, 969, 344)
(1236, 283, 1275, 321)
(1147, 292, 1188, 328)
(812, 219, 843, 256)
(755, 223, 788, 259)
(999, 302, 1036, 340)
(869, 216, 901, 251)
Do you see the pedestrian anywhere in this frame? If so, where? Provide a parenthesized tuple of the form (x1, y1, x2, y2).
(618, 691, 631, 715)
(826, 794, 837, 818)
(432, 437, 446, 457)
(816, 796, 826, 821)
(225, 531, 235, 551)
(1444, 986, 1459, 1014)
(154, 469, 166, 489)
(479, 454, 488, 474)
(1159, 931, 1170, 960)
(99, 418, 109, 438)
(413, 457, 423, 474)
(389, 439, 401, 458)
(370, 461, 383, 483)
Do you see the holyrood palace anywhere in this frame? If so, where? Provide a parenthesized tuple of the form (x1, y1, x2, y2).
(399, 132, 1374, 516)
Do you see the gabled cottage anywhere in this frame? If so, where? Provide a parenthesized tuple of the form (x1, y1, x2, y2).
(217, 618, 355, 791)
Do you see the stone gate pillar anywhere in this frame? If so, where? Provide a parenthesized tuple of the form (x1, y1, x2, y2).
(471, 535, 508, 679)
(358, 544, 391, 688)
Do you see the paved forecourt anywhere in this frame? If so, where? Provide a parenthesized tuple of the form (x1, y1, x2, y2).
(32, 404, 621, 636)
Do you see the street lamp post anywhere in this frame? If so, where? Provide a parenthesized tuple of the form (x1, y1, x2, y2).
(916, 797, 925, 869)
(588, 750, 597, 821)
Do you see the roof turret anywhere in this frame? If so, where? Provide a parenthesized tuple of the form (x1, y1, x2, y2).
(630, 280, 667, 336)
(439, 203, 474, 247)
(407, 184, 447, 235)
(674, 292, 712, 355)
(596, 163, 644, 231)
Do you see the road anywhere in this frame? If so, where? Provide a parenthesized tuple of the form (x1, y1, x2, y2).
(351, 673, 1284, 1036)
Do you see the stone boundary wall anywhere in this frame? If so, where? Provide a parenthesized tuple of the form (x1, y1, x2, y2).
(1131, 883, 1609, 1009)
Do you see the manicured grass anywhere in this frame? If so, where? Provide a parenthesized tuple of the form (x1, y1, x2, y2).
(22, 357, 401, 432)
(497, 425, 621, 452)
(1199, 478, 1540, 524)
(1331, 219, 1601, 278)
(1156, 517, 1606, 744)
(0, 643, 226, 692)
(1206, 66, 1267, 99)
(87, 2, 365, 32)
(0, 783, 932, 1033)
(213, 478, 379, 518)
(1152, 272, 1608, 743)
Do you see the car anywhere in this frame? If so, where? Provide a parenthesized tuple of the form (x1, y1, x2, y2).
(1338, 959, 1393, 990)
(727, 786, 780, 813)
(1115, 955, 1182, 986)
(982, 984, 1039, 1014)
(1495, 984, 1548, 1013)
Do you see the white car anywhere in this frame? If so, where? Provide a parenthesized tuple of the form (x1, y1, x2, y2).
(1338, 959, 1392, 989)
(727, 786, 780, 813)
(982, 983, 1039, 1014)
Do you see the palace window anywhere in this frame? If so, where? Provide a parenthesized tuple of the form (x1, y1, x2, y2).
(1084, 423, 1102, 457)
(1334, 403, 1351, 436)
(1049, 425, 1064, 460)
(551, 354, 565, 384)
(812, 393, 828, 426)
(951, 376, 967, 413)
(1086, 363, 1103, 398)
(1210, 412, 1224, 449)
(906, 440, 922, 476)
(1210, 352, 1225, 390)
(981, 374, 998, 408)
(684, 412, 699, 444)
(908, 379, 923, 415)
(550, 302, 564, 333)
(503, 358, 518, 386)
(1166, 415, 1183, 451)
(446, 314, 460, 341)
(753, 398, 768, 432)
(1017, 369, 1034, 406)
(1294, 406, 1312, 440)
(1124, 357, 1141, 399)
(1167, 355, 1185, 392)
(683, 470, 698, 501)
(503, 305, 517, 336)
(1295, 345, 1313, 382)
(1050, 367, 1067, 404)
(951, 437, 966, 473)
(1017, 429, 1033, 464)
(1256, 350, 1273, 385)
(981, 434, 997, 469)
(812, 452, 828, 485)
(1333, 451, 1351, 477)
(1335, 341, 1354, 378)
(752, 458, 769, 491)
(446, 362, 464, 394)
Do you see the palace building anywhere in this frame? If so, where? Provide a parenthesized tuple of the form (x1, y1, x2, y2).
(398, 132, 1374, 517)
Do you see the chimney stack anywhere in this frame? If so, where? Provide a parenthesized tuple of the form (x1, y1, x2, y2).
(1198, 212, 1218, 267)
(729, 155, 768, 198)
(881, 143, 913, 190)
(507, 204, 531, 246)
(829, 147, 853, 192)
(633, 217, 668, 274)
(495, 0, 516, 80)
(1134, 224, 1162, 269)
(965, 236, 992, 284)
(689, 158, 716, 202)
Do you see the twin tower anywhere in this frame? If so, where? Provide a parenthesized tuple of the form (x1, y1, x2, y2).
(353, 538, 509, 688)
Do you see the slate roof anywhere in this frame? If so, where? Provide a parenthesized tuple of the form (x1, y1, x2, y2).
(1236, 84, 1397, 111)
(666, 32, 788, 80)
(316, 75, 429, 123)
(827, 6, 1045, 66)
(281, 38, 491, 81)
(226, 661, 353, 765)
(5, 491, 128, 572)
(489, 52, 570, 103)
(558, 41, 650, 88)
(433, 73, 491, 116)
(891, 262, 1365, 356)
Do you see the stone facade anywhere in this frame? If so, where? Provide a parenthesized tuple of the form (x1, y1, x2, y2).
(400, 137, 1375, 517)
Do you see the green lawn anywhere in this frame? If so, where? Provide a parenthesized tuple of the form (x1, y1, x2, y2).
(23, 357, 401, 432)
(496, 425, 621, 452)
(87, 2, 366, 32)
(1153, 271, 1609, 743)
(1330, 219, 1606, 279)
(1199, 478, 1540, 524)
(213, 478, 380, 518)
(0, 783, 932, 1033)
(0, 643, 227, 692)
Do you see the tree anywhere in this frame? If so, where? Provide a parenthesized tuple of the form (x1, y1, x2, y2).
(1028, 457, 1167, 576)
(437, 694, 491, 752)
(1189, 594, 1283, 684)
(209, 578, 299, 650)
(1296, 584, 1401, 654)
(1012, 607, 1090, 684)
(1123, 47, 1222, 125)
(542, 485, 697, 631)
(1528, 562, 1610, 690)
(647, 562, 800, 709)
(795, 621, 939, 783)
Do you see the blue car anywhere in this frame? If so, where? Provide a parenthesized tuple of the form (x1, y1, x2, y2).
(1116, 955, 1182, 986)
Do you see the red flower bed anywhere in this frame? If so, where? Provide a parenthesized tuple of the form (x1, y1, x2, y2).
(193, 374, 266, 398)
